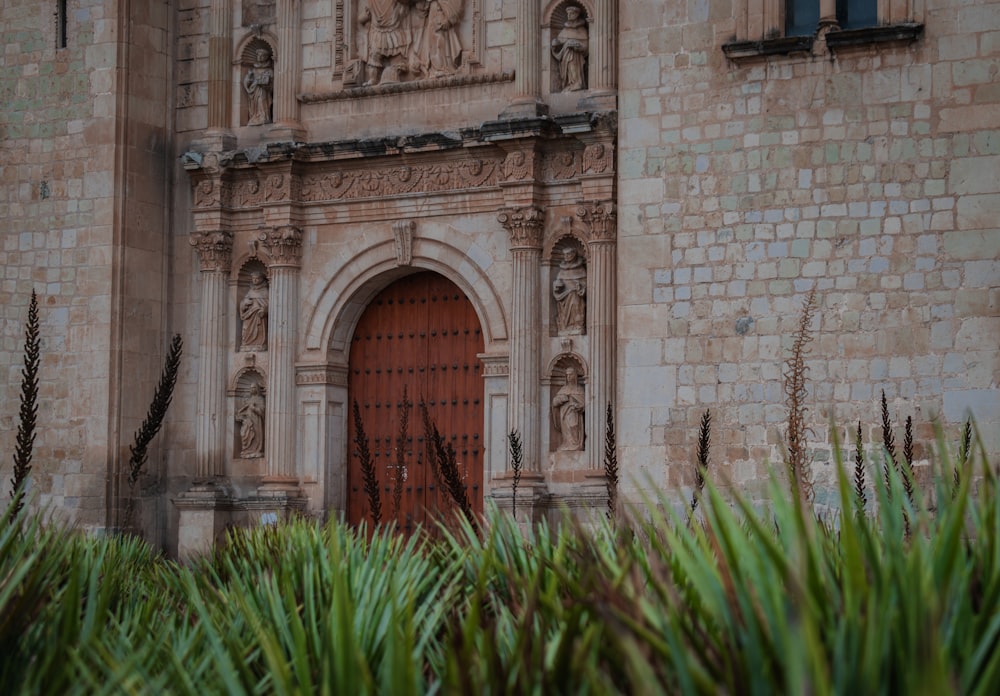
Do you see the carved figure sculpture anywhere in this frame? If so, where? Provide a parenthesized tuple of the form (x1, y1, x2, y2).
(243, 48, 274, 125)
(553, 246, 586, 334)
(413, 0, 463, 78)
(552, 366, 585, 451)
(551, 6, 588, 92)
(240, 271, 269, 350)
(237, 383, 266, 458)
(360, 0, 414, 85)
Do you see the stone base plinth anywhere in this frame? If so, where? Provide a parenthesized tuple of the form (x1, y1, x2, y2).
(173, 484, 237, 561)
(489, 473, 550, 527)
(498, 98, 550, 120)
(243, 493, 308, 526)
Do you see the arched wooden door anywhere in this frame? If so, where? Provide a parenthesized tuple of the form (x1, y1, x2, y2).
(347, 271, 485, 531)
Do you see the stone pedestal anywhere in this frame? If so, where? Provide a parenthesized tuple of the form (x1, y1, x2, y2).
(244, 493, 308, 526)
(490, 473, 551, 527)
(174, 484, 236, 561)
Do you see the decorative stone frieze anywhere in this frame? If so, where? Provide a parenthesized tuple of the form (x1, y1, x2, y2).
(299, 158, 499, 202)
(499, 150, 542, 182)
(576, 201, 616, 241)
(392, 220, 415, 266)
(194, 179, 223, 208)
(190, 230, 234, 272)
(498, 206, 544, 249)
(260, 225, 303, 267)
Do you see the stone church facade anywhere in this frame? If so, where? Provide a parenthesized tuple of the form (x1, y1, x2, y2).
(1, 0, 997, 555)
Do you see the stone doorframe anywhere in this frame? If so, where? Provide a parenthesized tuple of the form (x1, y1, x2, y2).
(296, 237, 510, 518)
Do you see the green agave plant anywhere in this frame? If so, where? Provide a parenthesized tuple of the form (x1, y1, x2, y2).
(1, 427, 996, 694)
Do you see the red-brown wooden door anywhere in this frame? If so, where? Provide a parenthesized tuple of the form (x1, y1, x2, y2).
(347, 272, 484, 531)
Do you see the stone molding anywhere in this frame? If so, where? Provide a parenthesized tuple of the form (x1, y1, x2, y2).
(479, 352, 510, 377)
(498, 206, 545, 249)
(190, 229, 234, 272)
(295, 364, 349, 386)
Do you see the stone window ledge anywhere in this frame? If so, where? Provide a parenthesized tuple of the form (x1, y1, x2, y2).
(825, 22, 924, 51)
(722, 23, 924, 62)
(722, 35, 814, 62)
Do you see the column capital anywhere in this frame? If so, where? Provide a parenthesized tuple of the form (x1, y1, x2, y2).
(260, 225, 303, 267)
(577, 201, 617, 242)
(190, 229, 233, 272)
(498, 206, 545, 249)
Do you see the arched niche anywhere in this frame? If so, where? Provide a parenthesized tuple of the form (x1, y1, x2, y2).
(236, 258, 269, 352)
(232, 369, 266, 460)
(549, 235, 588, 337)
(547, 353, 588, 452)
(543, 0, 593, 94)
(234, 34, 277, 127)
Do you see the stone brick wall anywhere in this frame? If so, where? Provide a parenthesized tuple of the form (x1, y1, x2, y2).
(0, 0, 173, 535)
(618, 0, 1000, 502)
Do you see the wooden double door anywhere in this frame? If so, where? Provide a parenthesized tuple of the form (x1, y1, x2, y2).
(347, 272, 485, 531)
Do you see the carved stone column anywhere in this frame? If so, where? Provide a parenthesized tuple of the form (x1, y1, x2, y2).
(271, 0, 304, 139)
(498, 207, 544, 474)
(578, 202, 616, 471)
(503, 0, 548, 117)
(190, 229, 233, 481)
(260, 225, 302, 491)
(176, 228, 235, 561)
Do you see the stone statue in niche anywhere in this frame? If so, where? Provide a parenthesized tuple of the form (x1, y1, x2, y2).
(243, 48, 274, 125)
(237, 383, 266, 458)
(240, 271, 269, 350)
(413, 0, 463, 78)
(552, 366, 585, 451)
(360, 0, 414, 85)
(551, 5, 588, 92)
(552, 246, 586, 334)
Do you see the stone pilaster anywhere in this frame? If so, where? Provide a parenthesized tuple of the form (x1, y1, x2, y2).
(578, 201, 617, 471)
(271, 0, 304, 139)
(207, 0, 232, 133)
(589, 0, 616, 93)
(190, 229, 233, 481)
(498, 207, 545, 473)
(260, 225, 302, 492)
(503, 0, 548, 117)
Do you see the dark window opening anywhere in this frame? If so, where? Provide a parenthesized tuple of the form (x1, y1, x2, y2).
(837, 0, 879, 30)
(785, 0, 820, 37)
(57, 0, 68, 49)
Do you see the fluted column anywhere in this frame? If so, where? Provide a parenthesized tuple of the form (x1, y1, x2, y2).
(190, 230, 233, 481)
(207, 0, 233, 131)
(261, 225, 302, 486)
(272, 0, 303, 136)
(590, 0, 616, 92)
(498, 207, 545, 473)
(503, 0, 547, 116)
(578, 202, 617, 471)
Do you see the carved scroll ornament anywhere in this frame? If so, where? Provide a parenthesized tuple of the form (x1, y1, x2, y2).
(577, 201, 616, 241)
(497, 206, 544, 249)
(190, 230, 234, 272)
(260, 225, 304, 266)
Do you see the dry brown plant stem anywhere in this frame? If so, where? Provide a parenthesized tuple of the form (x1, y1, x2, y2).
(604, 403, 619, 520)
(353, 399, 381, 526)
(784, 287, 817, 503)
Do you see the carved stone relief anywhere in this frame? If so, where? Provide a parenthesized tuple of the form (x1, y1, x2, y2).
(551, 4, 589, 92)
(260, 225, 304, 266)
(551, 364, 585, 451)
(352, 0, 468, 87)
(190, 229, 233, 272)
